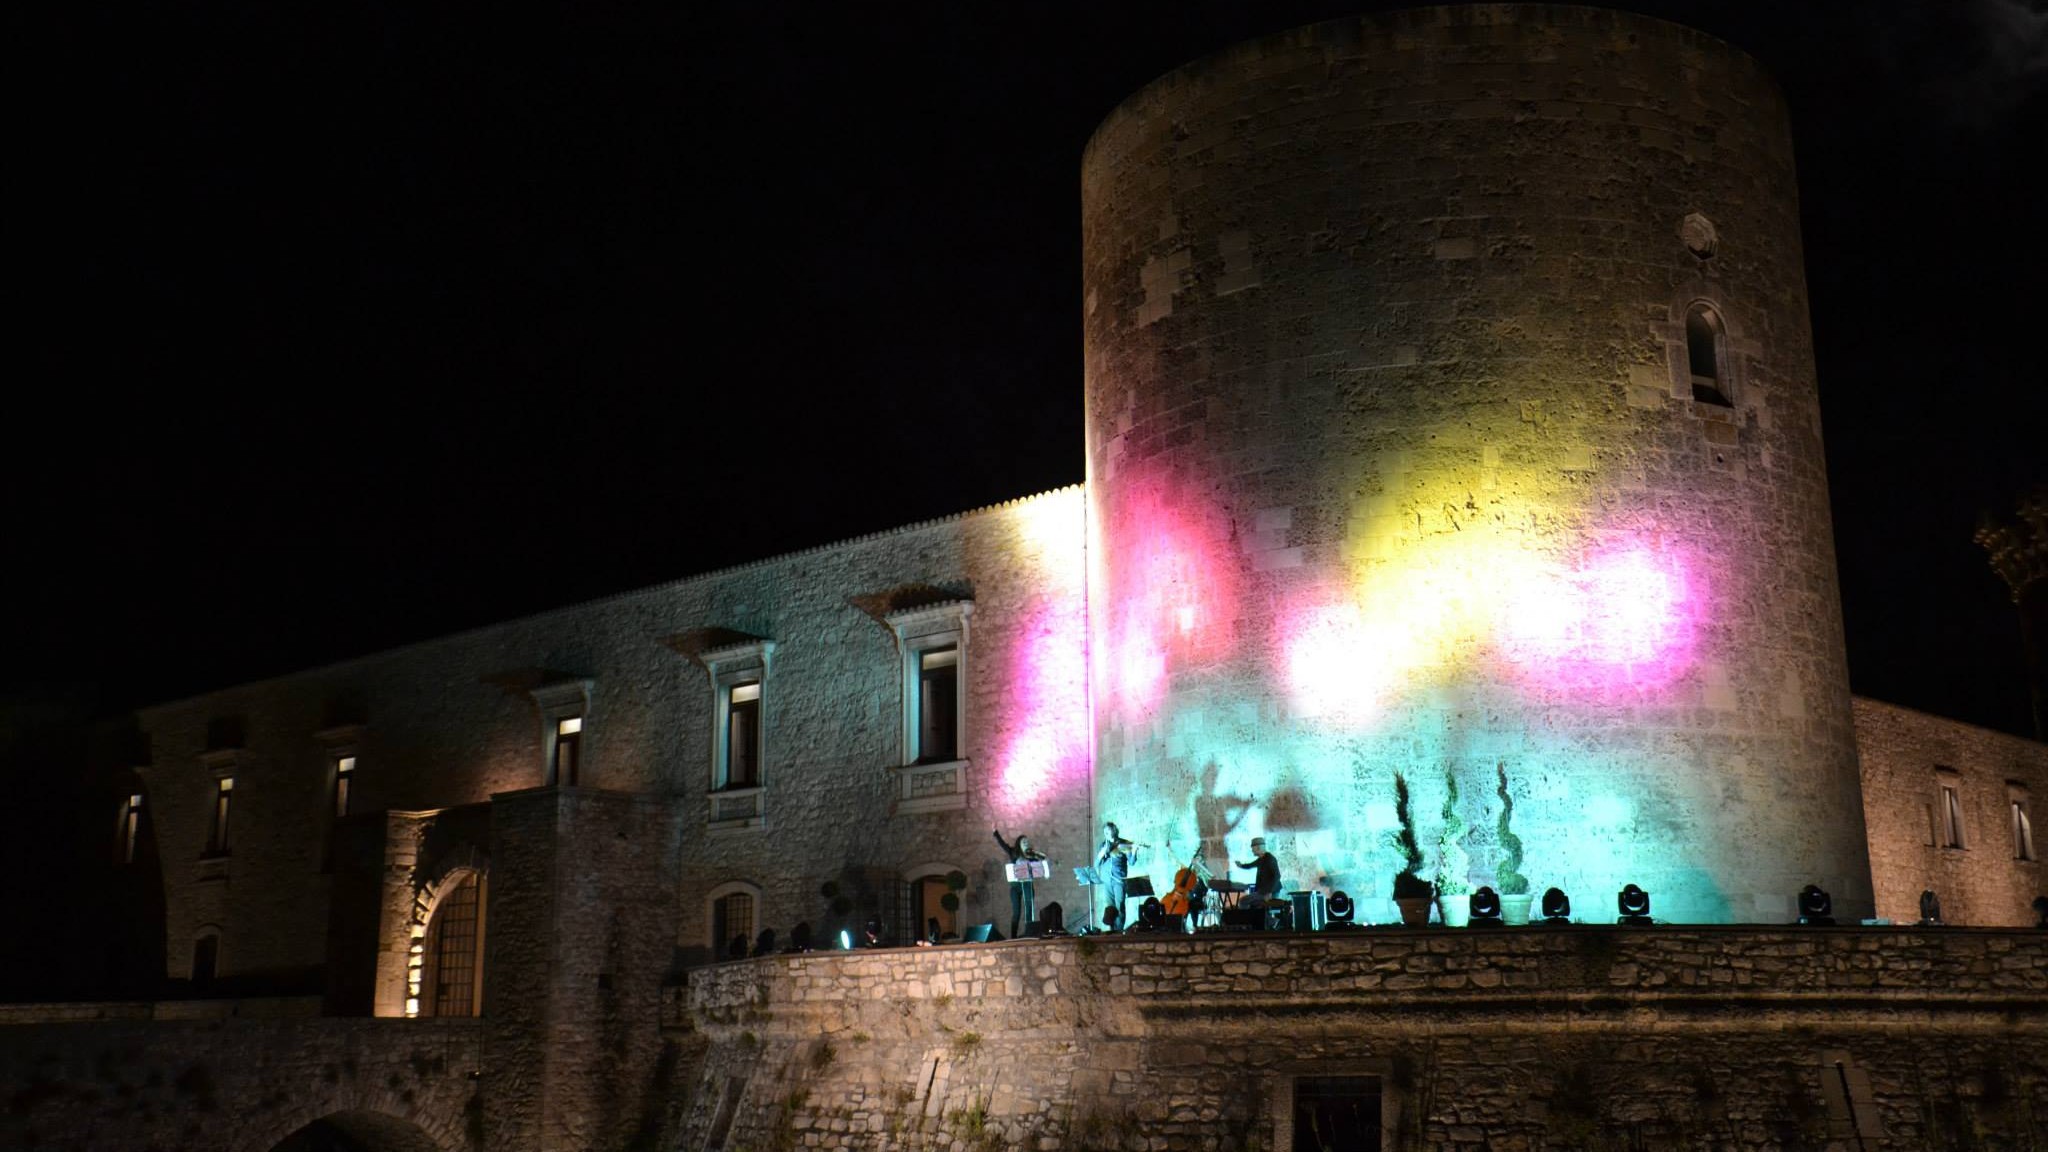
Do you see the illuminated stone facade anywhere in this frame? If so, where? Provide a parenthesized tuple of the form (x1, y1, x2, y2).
(8, 7, 2047, 1152)
(1082, 4, 1869, 926)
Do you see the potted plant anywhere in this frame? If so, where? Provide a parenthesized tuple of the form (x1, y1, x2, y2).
(1495, 762, 1533, 925)
(1389, 773, 1434, 925)
(1435, 769, 1470, 927)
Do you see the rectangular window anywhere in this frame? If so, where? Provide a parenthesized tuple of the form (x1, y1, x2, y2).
(1292, 1076, 1382, 1152)
(723, 682, 760, 789)
(1939, 782, 1966, 849)
(208, 777, 234, 856)
(713, 891, 755, 956)
(2015, 794, 2036, 862)
(333, 755, 355, 819)
(916, 646, 959, 763)
(117, 793, 143, 864)
(554, 716, 582, 786)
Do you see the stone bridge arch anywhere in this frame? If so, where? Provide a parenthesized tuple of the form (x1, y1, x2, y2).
(254, 1108, 453, 1152)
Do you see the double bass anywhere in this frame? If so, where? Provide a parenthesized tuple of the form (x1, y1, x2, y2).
(1159, 844, 1211, 918)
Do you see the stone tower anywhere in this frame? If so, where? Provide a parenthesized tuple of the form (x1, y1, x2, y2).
(1081, 5, 1873, 923)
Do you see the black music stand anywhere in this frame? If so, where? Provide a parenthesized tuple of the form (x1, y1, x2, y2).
(1123, 876, 1155, 934)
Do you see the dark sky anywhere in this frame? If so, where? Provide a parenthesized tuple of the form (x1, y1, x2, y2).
(12, 2, 2046, 735)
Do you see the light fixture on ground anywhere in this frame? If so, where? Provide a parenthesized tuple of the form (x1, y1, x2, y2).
(789, 922, 814, 952)
(1324, 891, 1357, 928)
(1796, 885, 1834, 926)
(1616, 884, 1654, 925)
(1468, 886, 1503, 927)
(1137, 896, 1166, 932)
(1541, 887, 1572, 923)
(1917, 890, 1944, 927)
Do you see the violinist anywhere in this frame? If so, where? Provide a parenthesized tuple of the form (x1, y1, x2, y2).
(993, 829, 1048, 939)
(1096, 822, 1136, 931)
(1235, 837, 1282, 904)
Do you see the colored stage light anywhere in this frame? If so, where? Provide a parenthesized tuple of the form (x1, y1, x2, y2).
(1617, 884, 1653, 925)
(1469, 886, 1503, 926)
(1797, 885, 1834, 926)
(1541, 887, 1572, 922)
(1326, 891, 1354, 924)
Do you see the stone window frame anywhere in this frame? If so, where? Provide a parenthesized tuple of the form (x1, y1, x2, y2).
(1659, 286, 1749, 413)
(706, 880, 763, 957)
(197, 749, 241, 860)
(1934, 767, 1967, 851)
(314, 723, 363, 822)
(701, 640, 774, 833)
(528, 679, 594, 788)
(2011, 782, 2036, 863)
(115, 788, 145, 865)
(1260, 1058, 1402, 1151)
(884, 601, 973, 814)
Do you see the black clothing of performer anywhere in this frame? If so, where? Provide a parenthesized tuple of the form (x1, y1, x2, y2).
(1097, 826, 1134, 931)
(993, 830, 1047, 938)
(1236, 850, 1282, 902)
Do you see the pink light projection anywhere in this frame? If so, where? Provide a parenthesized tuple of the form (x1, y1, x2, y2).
(996, 598, 1092, 817)
(1498, 544, 1697, 693)
(1098, 479, 1239, 720)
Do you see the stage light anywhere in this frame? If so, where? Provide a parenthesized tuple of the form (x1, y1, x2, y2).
(1138, 896, 1166, 931)
(1796, 885, 1834, 926)
(789, 922, 814, 952)
(863, 915, 884, 946)
(1917, 890, 1944, 927)
(751, 929, 777, 957)
(1468, 886, 1503, 926)
(838, 929, 853, 951)
(926, 916, 943, 944)
(1039, 901, 1067, 936)
(1541, 887, 1571, 922)
(1326, 891, 1354, 925)
(1616, 884, 1653, 925)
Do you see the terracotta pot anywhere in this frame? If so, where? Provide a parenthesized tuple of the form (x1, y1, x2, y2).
(1393, 896, 1433, 926)
(1500, 893, 1533, 926)
(1437, 894, 1471, 928)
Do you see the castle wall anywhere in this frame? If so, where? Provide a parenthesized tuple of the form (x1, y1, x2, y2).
(1081, 4, 1870, 925)
(131, 486, 1093, 998)
(1854, 697, 2047, 927)
(676, 928, 2048, 1151)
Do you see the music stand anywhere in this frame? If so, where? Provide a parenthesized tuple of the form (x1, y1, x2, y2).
(1125, 877, 1155, 899)
(1073, 865, 1101, 887)
(1006, 860, 1052, 883)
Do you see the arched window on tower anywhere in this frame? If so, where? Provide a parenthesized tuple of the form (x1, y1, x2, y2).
(421, 872, 485, 1017)
(1686, 304, 1732, 407)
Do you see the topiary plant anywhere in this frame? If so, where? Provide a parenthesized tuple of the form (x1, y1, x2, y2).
(1435, 768, 1469, 896)
(1495, 761, 1529, 896)
(1389, 773, 1431, 899)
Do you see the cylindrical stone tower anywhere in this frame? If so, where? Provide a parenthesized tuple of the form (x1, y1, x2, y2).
(1082, 5, 1873, 923)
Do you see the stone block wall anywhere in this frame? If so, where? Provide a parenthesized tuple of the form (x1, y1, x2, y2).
(129, 486, 1093, 1000)
(677, 927, 2048, 1151)
(1080, 4, 1871, 926)
(1854, 696, 2047, 927)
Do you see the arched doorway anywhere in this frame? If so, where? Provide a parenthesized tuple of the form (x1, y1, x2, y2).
(265, 1110, 444, 1152)
(418, 870, 485, 1017)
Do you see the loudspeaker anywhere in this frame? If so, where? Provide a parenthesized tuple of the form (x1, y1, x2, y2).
(962, 922, 999, 943)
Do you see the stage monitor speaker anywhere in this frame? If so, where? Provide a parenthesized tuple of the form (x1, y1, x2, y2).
(962, 923, 998, 944)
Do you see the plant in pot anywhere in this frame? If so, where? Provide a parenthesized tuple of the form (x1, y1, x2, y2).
(1494, 762, 1533, 925)
(1389, 773, 1434, 925)
(1435, 769, 1471, 927)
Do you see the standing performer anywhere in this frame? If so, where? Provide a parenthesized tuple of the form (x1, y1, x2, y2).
(1235, 837, 1283, 903)
(992, 828, 1048, 938)
(1096, 822, 1135, 931)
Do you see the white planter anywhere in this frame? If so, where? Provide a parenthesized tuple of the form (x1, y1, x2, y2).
(1437, 894, 1471, 927)
(1500, 893, 1533, 926)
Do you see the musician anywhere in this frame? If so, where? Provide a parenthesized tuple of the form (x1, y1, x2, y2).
(992, 828, 1048, 939)
(1096, 821, 1135, 931)
(1235, 837, 1282, 904)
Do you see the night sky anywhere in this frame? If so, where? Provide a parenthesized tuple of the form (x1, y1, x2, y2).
(12, 2, 2045, 736)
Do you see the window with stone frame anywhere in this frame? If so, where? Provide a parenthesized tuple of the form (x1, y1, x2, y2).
(116, 792, 143, 864)
(1937, 776, 1967, 850)
(528, 679, 593, 788)
(712, 889, 756, 959)
(882, 601, 973, 813)
(206, 777, 234, 856)
(1686, 302, 1732, 407)
(2012, 785, 2036, 862)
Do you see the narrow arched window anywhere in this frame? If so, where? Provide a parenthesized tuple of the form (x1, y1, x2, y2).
(1687, 304, 1731, 406)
